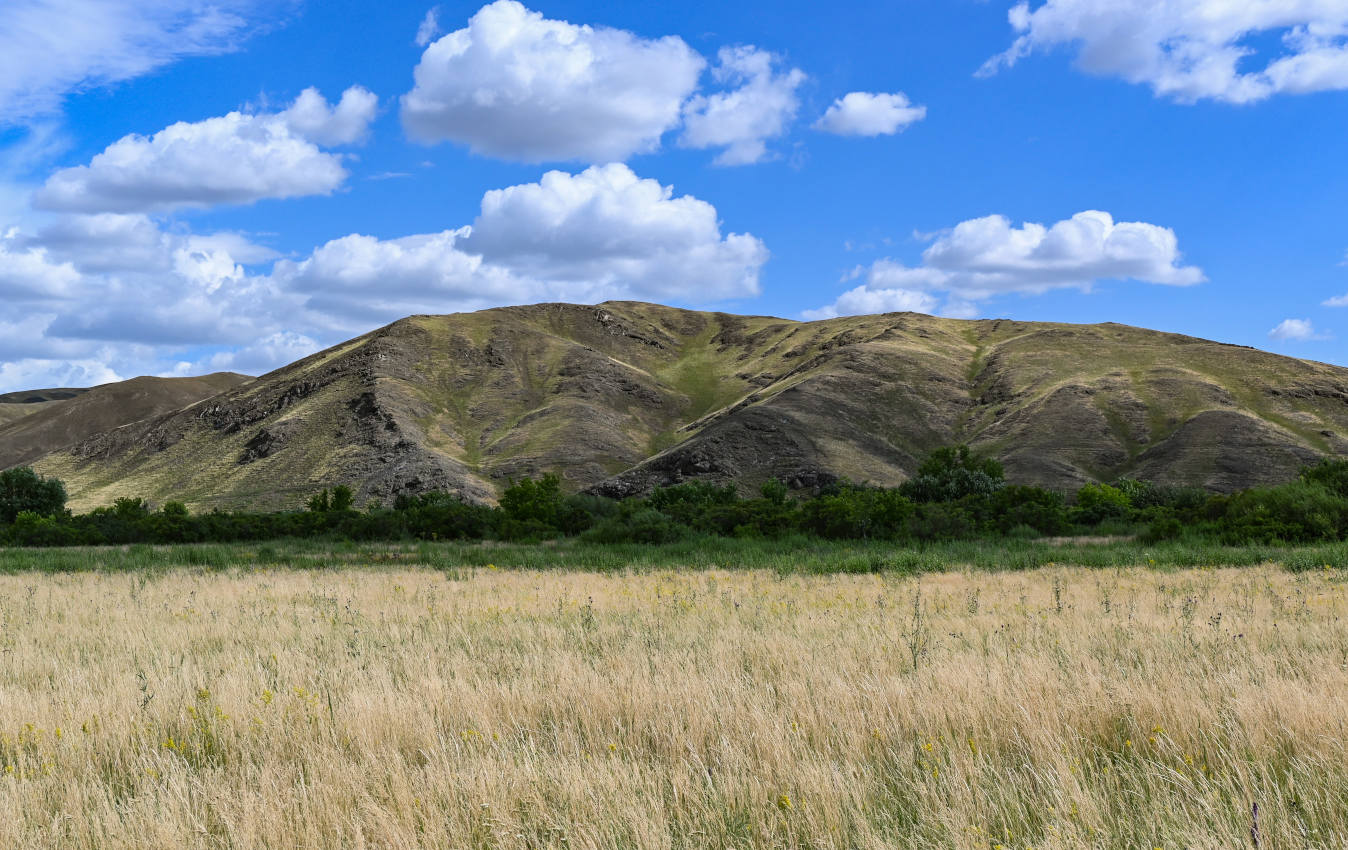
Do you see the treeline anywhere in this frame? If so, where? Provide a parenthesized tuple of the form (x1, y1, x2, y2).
(5, 446, 1348, 547)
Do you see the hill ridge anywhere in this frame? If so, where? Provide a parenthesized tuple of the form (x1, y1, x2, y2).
(8, 301, 1347, 510)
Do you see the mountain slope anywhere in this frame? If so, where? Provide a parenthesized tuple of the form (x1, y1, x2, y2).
(0, 388, 88, 429)
(25, 302, 1348, 511)
(0, 374, 251, 471)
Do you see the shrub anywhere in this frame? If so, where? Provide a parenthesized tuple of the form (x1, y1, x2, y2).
(799, 486, 913, 539)
(900, 445, 1005, 502)
(395, 492, 494, 540)
(330, 485, 355, 512)
(499, 474, 566, 529)
(582, 508, 689, 544)
(1300, 458, 1348, 498)
(646, 481, 739, 528)
(987, 485, 1068, 535)
(6, 511, 80, 546)
(1141, 513, 1184, 543)
(0, 467, 67, 524)
(1072, 482, 1132, 525)
(1218, 481, 1348, 544)
(905, 502, 975, 541)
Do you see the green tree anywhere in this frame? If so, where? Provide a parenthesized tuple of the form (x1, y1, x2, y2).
(1300, 458, 1348, 498)
(330, 485, 355, 512)
(499, 474, 565, 526)
(900, 445, 1005, 502)
(0, 467, 67, 524)
(1073, 482, 1131, 525)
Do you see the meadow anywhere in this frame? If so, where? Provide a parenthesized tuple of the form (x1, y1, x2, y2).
(1, 546, 1347, 848)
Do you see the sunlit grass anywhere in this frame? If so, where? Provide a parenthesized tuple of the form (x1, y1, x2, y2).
(2, 563, 1346, 848)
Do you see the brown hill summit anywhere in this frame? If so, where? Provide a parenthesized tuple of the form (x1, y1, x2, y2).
(0, 374, 250, 472)
(0, 388, 88, 429)
(18, 301, 1348, 511)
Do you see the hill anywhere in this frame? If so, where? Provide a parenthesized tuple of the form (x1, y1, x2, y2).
(0, 374, 251, 472)
(19, 301, 1348, 511)
(0, 388, 89, 429)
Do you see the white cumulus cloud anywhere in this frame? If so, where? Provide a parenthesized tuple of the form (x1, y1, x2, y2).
(808, 210, 1203, 318)
(275, 163, 768, 326)
(680, 46, 807, 166)
(4, 162, 766, 390)
(0, 357, 123, 393)
(401, 0, 704, 162)
(802, 287, 938, 321)
(0, 0, 279, 124)
(278, 86, 378, 146)
(465, 163, 767, 298)
(981, 0, 1348, 104)
(0, 238, 80, 299)
(813, 92, 927, 136)
(1269, 318, 1326, 340)
(272, 229, 529, 327)
(34, 87, 375, 214)
(201, 331, 322, 376)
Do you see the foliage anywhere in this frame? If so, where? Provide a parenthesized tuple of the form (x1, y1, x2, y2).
(1072, 482, 1132, 525)
(0, 467, 67, 524)
(1216, 481, 1348, 544)
(899, 445, 1005, 502)
(1300, 457, 1348, 498)
(16, 446, 1348, 550)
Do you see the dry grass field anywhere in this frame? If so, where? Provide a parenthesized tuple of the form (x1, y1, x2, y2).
(2, 563, 1347, 849)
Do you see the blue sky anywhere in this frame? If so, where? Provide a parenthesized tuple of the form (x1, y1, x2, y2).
(1, 0, 1346, 391)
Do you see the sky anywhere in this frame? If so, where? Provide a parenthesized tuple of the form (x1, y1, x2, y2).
(1, 0, 1347, 392)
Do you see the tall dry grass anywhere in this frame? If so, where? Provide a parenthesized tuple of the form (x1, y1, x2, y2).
(1, 565, 1346, 849)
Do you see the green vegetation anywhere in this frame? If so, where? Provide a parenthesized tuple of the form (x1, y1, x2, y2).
(0, 466, 67, 524)
(10, 446, 1348, 558)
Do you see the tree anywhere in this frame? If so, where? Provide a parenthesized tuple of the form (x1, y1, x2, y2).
(330, 485, 355, 512)
(499, 474, 565, 526)
(0, 467, 67, 524)
(900, 445, 1005, 502)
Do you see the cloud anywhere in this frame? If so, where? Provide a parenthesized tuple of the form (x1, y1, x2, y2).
(201, 331, 321, 376)
(2, 211, 294, 352)
(981, 0, 1348, 104)
(277, 163, 767, 325)
(813, 92, 927, 136)
(415, 6, 441, 47)
(0, 357, 123, 393)
(0, 0, 281, 124)
(33, 87, 375, 214)
(272, 229, 528, 326)
(20, 213, 277, 274)
(401, 0, 704, 162)
(278, 86, 378, 146)
(0, 238, 80, 299)
(802, 287, 938, 321)
(5, 162, 766, 390)
(680, 46, 807, 166)
(464, 163, 767, 298)
(1269, 318, 1326, 341)
(808, 210, 1203, 318)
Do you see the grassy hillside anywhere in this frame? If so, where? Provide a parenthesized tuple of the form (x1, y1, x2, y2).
(0, 375, 249, 470)
(0, 388, 88, 429)
(23, 301, 1348, 511)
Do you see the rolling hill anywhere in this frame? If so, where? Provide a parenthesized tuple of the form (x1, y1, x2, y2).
(13, 301, 1348, 511)
(0, 388, 88, 429)
(0, 374, 251, 472)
